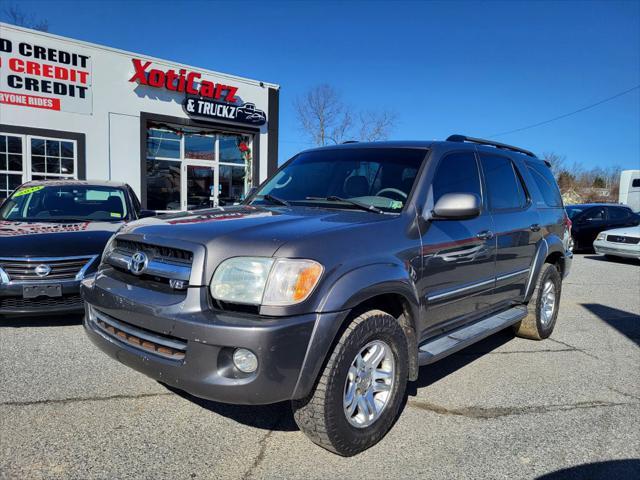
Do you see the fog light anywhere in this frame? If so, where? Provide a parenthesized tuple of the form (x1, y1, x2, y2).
(232, 348, 258, 373)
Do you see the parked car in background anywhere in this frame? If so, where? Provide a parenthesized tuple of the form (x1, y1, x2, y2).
(593, 225, 640, 261)
(618, 170, 640, 212)
(565, 203, 640, 252)
(0, 180, 150, 316)
(82, 135, 572, 455)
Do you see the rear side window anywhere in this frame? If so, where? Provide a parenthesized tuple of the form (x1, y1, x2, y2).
(432, 152, 482, 204)
(526, 161, 563, 207)
(479, 154, 528, 210)
(607, 206, 631, 220)
(632, 178, 640, 188)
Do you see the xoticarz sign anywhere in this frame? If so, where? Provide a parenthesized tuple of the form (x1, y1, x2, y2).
(128, 58, 266, 126)
(183, 97, 267, 126)
(0, 36, 92, 114)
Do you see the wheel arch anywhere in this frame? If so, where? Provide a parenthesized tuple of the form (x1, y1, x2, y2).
(292, 265, 421, 399)
(524, 234, 567, 302)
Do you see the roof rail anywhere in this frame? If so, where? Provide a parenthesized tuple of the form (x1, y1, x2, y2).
(446, 134, 536, 158)
(342, 140, 359, 144)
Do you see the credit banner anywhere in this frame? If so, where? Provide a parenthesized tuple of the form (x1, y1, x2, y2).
(0, 35, 92, 114)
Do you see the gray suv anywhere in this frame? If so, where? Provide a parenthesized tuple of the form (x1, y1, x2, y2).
(82, 135, 572, 456)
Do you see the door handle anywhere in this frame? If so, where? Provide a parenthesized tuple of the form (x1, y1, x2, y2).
(476, 230, 494, 240)
(530, 223, 541, 232)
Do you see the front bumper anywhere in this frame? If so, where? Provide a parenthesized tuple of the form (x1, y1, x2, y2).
(593, 240, 640, 260)
(82, 275, 347, 405)
(0, 280, 84, 315)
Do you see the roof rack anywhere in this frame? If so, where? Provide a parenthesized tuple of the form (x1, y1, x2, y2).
(342, 140, 359, 144)
(446, 134, 536, 158)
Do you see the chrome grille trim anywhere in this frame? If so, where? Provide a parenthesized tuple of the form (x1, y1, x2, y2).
(106, 251, 191, 281)
(0, 255, 97, 284)
(113, 239, 193, 265)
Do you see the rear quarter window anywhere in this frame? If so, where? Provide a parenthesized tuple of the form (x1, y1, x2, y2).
(526, 161, 563, 207)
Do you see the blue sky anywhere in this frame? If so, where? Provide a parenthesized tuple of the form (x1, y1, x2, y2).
(8, 0, 640, 169)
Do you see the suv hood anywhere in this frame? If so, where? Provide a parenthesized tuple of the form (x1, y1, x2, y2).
(0, 220, 121, 257)
(119, 205, 390, 255)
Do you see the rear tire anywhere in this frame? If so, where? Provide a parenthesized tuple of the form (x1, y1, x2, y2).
(292, 309, 408, 456)
(513, 262, 562, 340)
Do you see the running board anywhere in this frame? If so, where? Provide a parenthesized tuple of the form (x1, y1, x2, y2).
(418, 306, 527, 365)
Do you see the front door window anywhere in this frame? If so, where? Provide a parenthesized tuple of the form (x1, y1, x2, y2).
(184, 163, 215, 210)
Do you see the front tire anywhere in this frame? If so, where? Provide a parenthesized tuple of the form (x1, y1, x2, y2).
(292, 310, 408, 456)
(513, 262, 562, 340)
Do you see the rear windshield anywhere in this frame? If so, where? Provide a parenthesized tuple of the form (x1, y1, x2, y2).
(251, 148, 427, 213)
(526, 161, 563, 207)
(0, 184, 129, 222)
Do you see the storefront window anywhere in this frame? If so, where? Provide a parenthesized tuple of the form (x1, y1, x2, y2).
(0, 133, 78, 200)
(31, 138, 75, 176)
(146, 159, 181, 210)
(219, 165, 248, 206)
(185, 133, 215, 160)
(144, 124, 253, 210)
(0, 134, 24, 200)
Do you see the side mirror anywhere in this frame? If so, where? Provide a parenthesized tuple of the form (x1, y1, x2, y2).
(431, 193, 481, 219)
(138, 209, 156, 219)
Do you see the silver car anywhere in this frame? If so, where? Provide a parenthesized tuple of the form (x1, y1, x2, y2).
(593, 225, 640, 260)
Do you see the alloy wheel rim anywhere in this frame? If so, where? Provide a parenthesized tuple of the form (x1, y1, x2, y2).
(343, 340, 395, 428)
(540, 280, 556, 326)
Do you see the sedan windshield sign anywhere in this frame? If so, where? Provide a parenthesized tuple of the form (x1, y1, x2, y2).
(183, 97, 267, 126)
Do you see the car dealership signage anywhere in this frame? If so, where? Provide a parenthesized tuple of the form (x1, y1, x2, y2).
(128, 58, 266, 126)
(0, 35, 92, 114)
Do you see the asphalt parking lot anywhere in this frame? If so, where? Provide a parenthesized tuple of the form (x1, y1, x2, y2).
(1, 254, 639, 480)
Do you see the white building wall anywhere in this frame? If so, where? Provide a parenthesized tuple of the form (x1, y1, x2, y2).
(0, 23, 278, 200)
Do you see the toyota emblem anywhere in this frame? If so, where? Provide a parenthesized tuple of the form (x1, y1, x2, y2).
(129, 252, 149, 275)
(34, 264, 52, 277)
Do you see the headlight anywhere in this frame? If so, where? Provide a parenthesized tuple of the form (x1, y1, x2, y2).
(210, 257, 323, 306)
(101, 234, 117, 263)
(596, 232, 606, 241)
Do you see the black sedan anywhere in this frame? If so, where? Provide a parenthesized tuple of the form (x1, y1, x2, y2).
(566, 203, 640, 252)
(0, 180, 150, 316)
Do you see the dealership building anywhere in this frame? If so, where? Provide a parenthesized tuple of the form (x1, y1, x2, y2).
(0, 23, 279, 210)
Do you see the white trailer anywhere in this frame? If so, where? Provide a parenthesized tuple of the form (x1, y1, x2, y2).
(619, 170, 640, 212)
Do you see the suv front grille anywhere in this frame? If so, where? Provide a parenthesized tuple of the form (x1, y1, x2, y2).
(113, 239, 193, 266)
(606, 235, 640, 244)
(0, 256, 96, 282)
(89, 307, 187, 361)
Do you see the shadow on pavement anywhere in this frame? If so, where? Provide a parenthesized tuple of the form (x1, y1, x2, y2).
(581, 303, 640, 347)
(161, 383, 298, 432)
(537, 459, 640, 479)
(0, 313, 84, 328)
(407, 328, 515, 395)
(583, 254, 640, 266)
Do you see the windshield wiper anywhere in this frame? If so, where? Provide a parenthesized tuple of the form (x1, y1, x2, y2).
(305, 196, 384, 214)
(260, 194, 290, 206)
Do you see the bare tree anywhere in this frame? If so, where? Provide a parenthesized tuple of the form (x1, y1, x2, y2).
(295, 84, 396, 146)
(294, 84, 352, 146)
(358, 110, 397, 142)
(3, 3, 49, 31)
(542, 152, 566, 177)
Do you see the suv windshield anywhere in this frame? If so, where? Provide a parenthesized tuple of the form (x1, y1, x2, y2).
(250, 148, 427, 213)
(0, 184, 129, 222)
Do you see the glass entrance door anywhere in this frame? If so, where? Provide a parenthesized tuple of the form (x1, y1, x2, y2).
(182, 162, 216, 210)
